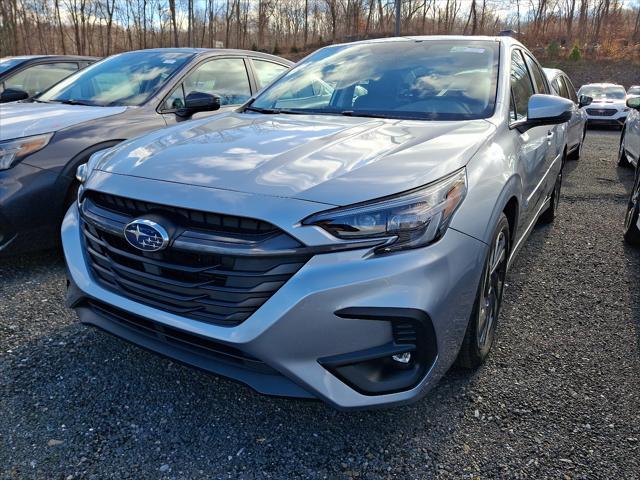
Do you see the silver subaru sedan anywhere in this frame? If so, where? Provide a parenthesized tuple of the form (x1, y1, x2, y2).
(63, 36, 574, 409)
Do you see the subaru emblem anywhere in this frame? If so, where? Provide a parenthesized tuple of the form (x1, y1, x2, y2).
(123, 219, 169, 252)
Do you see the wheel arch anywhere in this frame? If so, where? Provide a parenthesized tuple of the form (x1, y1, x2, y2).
(56, 139, 125, 212)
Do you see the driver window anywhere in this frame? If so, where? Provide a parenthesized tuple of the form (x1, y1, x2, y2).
(163, 58, 251, 110)
(510, 50, 535, 122)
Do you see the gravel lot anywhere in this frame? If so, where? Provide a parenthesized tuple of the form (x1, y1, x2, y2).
(1, 130, 639, 479)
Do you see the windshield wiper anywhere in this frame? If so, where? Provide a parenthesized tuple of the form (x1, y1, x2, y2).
(245, 106, 307, 115)
(55, 99, 98, 106)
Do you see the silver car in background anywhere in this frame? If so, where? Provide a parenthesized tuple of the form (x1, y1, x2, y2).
(619, 96, 640, 169)
(578, 83, 629, 127)
(63, 36, 573, 409)
(544, 68, 590, 159)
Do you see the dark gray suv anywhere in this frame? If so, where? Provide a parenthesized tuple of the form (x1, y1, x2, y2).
(0, 48, 292, 254)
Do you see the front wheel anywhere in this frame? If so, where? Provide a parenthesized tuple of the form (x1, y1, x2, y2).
(624, 167, 640, 245)
(457, 214, 510, 369)
(618, 133, 631, 168)
(538, 163, 563, 224)
(568, 128, 586, 160)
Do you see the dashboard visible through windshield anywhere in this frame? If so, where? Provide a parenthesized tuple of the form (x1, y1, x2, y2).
(249, 40, 500, 120)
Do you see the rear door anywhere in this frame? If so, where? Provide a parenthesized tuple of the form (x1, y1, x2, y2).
(510, 49, 555, 225)
(160, 56, 253, 124)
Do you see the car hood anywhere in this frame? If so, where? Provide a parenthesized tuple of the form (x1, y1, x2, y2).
(0, 102, 127, 141)
(99, 112, 495, 206)
(589, 99, 627, 108)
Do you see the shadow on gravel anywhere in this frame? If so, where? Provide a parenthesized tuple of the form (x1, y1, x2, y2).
(0, 248, 64, 278)
(1, 305, 480, 477)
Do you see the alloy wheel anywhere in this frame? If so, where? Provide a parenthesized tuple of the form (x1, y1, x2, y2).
(477, 230, 507, 350)
(624, 172, 640, 232)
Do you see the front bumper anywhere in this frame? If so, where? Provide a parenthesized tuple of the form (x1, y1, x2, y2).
(0, 162, 63, 254)
(586, 110, 627, 126)
(63, 200, 486, 409)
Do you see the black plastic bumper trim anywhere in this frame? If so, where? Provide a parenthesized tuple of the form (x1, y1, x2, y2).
(320, 307, 438, 395)
(66, 276, 314, 399)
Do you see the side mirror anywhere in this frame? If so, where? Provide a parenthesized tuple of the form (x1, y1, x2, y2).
(176, 91, 221, 118)
(578, 95, 593, 108)
(516, 94, 574, 133)
(627, 97, 640, 110)
(0, 87, 29, 103)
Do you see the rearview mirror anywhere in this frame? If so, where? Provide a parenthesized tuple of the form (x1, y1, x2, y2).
(627, 97, 640, 110)
(176, 91, 221, 118)
(578, 95, 592, 108)
(0, 87, 29, 103)
(516, 94, 574, 133)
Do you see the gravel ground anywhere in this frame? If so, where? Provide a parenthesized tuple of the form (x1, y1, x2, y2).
(1, 130, 639, 479)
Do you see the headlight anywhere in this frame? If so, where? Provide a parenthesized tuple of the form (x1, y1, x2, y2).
(75, 148, 113, 183)
(303, 168, 467, 253)
(0, 133, 53, 170)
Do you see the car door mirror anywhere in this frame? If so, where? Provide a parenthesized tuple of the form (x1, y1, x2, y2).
(0, 87, 29, 102)
(578, 95, 593, 108)
(627, 97, 640, 110)
(516, 94, 574, 133)
(176, 91, 221, 118)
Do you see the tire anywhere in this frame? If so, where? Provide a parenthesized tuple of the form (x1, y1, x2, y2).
(64, 180, 80, 211)
(538, 161, 564, 224)
(457, 213, 510, 369)
(624, 167, 640, 246)
(618, 133, 632, 168)
(567, 128, 586, 160)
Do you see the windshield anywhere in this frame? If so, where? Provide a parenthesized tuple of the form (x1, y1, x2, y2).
(250, 40, 500, 120)
(39, 51, 193, 106)
(0, 57, 27, 75)
(628, 86, 640, 95)
(579, 85, 626, 100)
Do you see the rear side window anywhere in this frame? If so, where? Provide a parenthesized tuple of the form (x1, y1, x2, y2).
(510, 50, 534, 122)
(561, 76, 579, 103)
(556, 76, 571, 99)
(253, 60, 288, 89)
(524, 53, 548, 94)
(4, 62, 78, 96)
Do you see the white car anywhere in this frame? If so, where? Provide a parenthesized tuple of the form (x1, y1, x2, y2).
(578, 83, 629, 127)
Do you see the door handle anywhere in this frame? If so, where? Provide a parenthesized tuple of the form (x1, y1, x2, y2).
(547, 131, 554, 139)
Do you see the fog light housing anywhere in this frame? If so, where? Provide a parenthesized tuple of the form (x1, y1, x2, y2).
(319, 308, 437, 395)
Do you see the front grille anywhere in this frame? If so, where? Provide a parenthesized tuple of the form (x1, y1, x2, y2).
(80, 192, 312, 327)
(88, 300, 277, 374)
(89, 191, 278, 236)
(586, 108, 617, 117)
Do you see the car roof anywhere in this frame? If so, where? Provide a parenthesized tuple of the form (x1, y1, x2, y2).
(2, 55, 99, 61)
(117, 48, 293, 65)
(329, 35, 525, 50)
